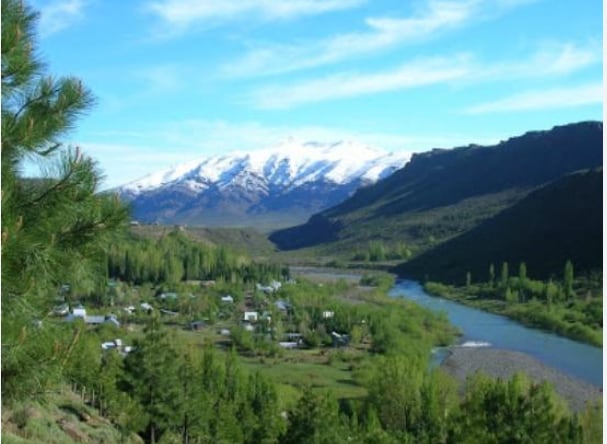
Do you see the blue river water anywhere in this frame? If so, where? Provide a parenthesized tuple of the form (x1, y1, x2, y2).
(390, 280, 603, 387)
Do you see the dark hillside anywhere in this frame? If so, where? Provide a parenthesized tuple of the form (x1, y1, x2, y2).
(395, 168, 603, 283)
(270, 121, 602, 251)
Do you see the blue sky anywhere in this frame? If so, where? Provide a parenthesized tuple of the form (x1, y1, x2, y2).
(30, 0, 602, 188)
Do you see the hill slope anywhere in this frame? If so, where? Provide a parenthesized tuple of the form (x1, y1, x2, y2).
(117, 139, 409, 230)
(395, 168, 603, 283)
(270, 121, 603, 255)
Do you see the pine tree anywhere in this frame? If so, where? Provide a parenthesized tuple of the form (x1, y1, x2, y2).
(1, 0, 128, 401)
(121, 316, 182, 443)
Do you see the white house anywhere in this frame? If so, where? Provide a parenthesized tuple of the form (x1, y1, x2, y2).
(72, 304, 87, 318)
(86, 315, 120, 327)
(221, 295, 234, 303)
(242, 322, 255, 332)
(256, 280, 282, 294)
(322, 311, 334, 319)
(243, 311, 258, 322)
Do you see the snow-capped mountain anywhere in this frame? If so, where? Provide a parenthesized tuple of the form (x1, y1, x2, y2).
(117, 139, 411, 229)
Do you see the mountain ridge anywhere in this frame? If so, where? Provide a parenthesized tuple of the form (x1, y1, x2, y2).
(117, 139, 410, 229)
(269, 121, 603, 270)
(395, 167, 603, 283)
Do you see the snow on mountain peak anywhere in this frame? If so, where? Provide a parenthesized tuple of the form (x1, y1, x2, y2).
(119, 139, 410, 196)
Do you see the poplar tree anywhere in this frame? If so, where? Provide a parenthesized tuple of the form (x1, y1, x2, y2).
(519, 262, 527, 282)
(500, 262, 509, 285)
(1, 0, 128, 401)
(564, 260, 574, 300)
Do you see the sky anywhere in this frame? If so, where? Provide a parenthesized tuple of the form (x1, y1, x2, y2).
(29, 0, 603, 189)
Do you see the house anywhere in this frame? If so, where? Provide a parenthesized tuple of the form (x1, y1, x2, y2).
(86, 315, 120, 327)
(140, 302, 153, 312)
(322, 310, 334, 319)
(158, 292, 178, 301)
(72, 304, 87, 318)
(201, 280, 216, 288)
(243, 311, 258, 322)
(275, 300, 290, 312)
(65, 311, 120, 327)
(331, 331, 349, 347)
(101, 338, 123, 350)
(52, 303, 69, 316)
(278, 342, 300, 349)
(189, 320, 205, 330)
(221, 295, 234, 303)
(160, 309, 178, 316)
(256, 280, 282, 294)
(123, 305, 136, 315)
(269, 280, 282, 291)
(219, 328, 231, 336)
(285, 333, 303, 340)
(101, 338, 134, 356)
(242, 322, 255, 332)
(260, 311, 272, 322)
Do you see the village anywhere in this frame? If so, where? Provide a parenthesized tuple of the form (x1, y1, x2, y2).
(51, 275, 355, 360)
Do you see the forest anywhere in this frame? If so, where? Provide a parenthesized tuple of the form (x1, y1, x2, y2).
(0, 1, 602, 443)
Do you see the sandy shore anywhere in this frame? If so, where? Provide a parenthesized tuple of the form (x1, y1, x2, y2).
(441, 347, 602, 412)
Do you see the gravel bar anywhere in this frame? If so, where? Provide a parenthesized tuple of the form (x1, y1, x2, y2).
(441, 347, 602, 412)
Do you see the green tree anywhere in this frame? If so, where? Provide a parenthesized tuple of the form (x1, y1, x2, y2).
(283, 387, 346, 444)
(564, 260, 574, 300)
(121, 316, 182, 443)
(500, 262, 509, 286)
(366, 355, 424, 437)
(450, 373, 573, 444)
(1, 0, 128, 402)
(519, 262, 527, 282)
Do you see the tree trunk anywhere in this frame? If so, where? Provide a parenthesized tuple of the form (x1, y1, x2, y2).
(182, 414, 189, 444)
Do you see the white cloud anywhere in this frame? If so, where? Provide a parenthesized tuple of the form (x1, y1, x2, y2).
(147, 0, 362, 29)
(476, 41, 602, 81)
(246, 41, 600, 109)
(36, 0, 85, 37)
(464, 83, 603, 114)
(251, 55, 472, 109)
(223, 0, 480, 77)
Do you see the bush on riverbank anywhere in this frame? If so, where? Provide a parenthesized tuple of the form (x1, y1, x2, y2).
(423, 278, 602, 347)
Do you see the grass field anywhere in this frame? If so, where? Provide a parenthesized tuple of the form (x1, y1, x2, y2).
(174, 326, 369, 409)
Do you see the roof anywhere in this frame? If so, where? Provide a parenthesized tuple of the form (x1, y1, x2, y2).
(275, 300, 290, 310)
(86, 315, 106, 324)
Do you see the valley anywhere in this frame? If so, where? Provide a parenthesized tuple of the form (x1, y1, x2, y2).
(2, 2, 602, 441)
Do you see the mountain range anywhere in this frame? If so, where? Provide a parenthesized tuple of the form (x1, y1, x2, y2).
(270, 121, 603, 279)
(117, 139, 410, 230)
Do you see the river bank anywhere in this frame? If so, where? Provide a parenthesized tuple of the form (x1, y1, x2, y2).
(423, 281, 602, 347)
(391, 280, 603, 386)
(441, 347, 602, 412)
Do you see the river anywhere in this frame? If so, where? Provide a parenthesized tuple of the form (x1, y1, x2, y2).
(390, 280, 603, 387)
